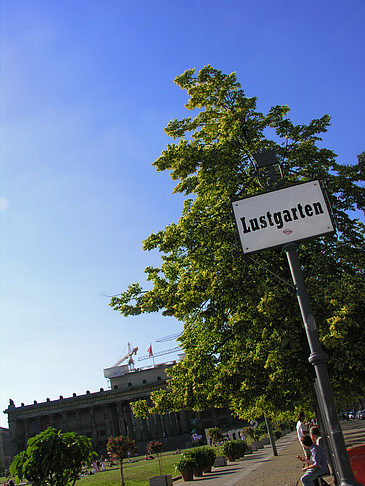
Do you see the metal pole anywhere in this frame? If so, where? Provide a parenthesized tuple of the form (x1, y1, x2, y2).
(315, 379, 338, 483)
(264, 415, 278, 456)
(282, 242, 359, 486)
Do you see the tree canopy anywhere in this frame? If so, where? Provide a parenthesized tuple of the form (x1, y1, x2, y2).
(10, 427, 96, 486)
(111, 66, 364, 420)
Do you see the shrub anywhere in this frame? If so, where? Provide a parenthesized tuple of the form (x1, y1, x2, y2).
(183, 447, 215, 471)
(204, 447, 217, 468)
(175, 456, 198, 473)
(222, 440, 246, 460)
(10, 427, 96, 486)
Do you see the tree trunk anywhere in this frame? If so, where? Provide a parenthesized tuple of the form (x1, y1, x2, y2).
(120, 460, 125, 486)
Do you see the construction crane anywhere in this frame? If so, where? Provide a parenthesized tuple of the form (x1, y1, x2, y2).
(138, 346, 180, 361)
(103, 343, 139, 379)
(156, 332, 183, 343)
(113, 342, 138, 368)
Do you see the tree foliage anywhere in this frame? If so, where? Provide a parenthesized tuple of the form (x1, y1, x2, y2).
(10, 427, 96, 486)
(146, 440, 163, 475)
(106, 435, 136, 486)
(111, 66, 364, 420)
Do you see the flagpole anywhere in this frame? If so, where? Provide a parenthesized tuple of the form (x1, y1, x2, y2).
(148, 343, 155, 367)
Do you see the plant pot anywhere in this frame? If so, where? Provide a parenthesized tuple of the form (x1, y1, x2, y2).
(149, 475, 173, 486)
(194, 468, 204, 477)
(181, 469, 194, 481)
(213, 456, 227, 467)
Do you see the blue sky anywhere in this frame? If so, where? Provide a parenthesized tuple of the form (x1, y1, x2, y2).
(1, 0, 364, 427)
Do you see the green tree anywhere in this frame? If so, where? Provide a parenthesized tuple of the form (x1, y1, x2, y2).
(111, 66, 364, 420)
(146, 440, 163, 475)
(10, 427, 96, 486)
(106, 435, 136, 486)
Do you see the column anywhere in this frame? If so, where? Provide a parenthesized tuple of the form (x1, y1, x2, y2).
(126, 407, 136, 439)
(147, 416, 157, 439)
(23, 419, 30, 444)
(170, 412, 179, 435)
(47, 413, 55, 427)
(175, 412, 182, 434)
(178, 410, 189, 434)
(162, 414, 172, 437)
(154, 414, 163, 438)
(6, 418, 17, 457)
(103, 406, 112, 438)
(89, 407, 98, 444)
(75, 410, 82, 434)
(141, 417, 149, 441)
(35, 416, 41, 434)
(62, 413, 68, 432)
(116, 403, 127, 435)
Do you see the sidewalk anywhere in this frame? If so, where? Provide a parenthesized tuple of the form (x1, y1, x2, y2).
(173, 420, 365, 486)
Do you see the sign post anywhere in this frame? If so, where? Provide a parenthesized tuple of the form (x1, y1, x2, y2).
(231, 180, 334, 254)
(232, 179, 360, 486)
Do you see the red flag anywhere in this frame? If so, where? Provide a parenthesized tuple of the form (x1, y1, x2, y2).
(148, 344, 153, 357)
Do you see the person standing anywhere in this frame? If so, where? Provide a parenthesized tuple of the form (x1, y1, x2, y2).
(297, 412, 311, 460)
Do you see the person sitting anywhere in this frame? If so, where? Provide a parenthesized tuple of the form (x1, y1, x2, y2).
(297, 427, 325, 467)
(310, 426, 323, 448)
(300, 435, 330, 486)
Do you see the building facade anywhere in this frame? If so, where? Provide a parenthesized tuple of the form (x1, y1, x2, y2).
(0, 426, 12, 469)
(3, 362, 239, 460)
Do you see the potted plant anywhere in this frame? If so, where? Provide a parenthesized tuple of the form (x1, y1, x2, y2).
(175, 456, 198, 482)
(184, 447, 213, 477)
(222, 440, 246, 462)
(202, 448, 216, 473)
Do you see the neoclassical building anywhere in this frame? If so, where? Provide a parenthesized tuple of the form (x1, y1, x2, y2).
(3, 360, 238, 459)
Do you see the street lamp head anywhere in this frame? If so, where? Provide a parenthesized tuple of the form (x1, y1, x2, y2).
(253, 149, 278, 168)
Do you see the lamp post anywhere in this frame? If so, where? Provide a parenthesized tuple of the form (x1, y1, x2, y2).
(283, 242, 359, 486)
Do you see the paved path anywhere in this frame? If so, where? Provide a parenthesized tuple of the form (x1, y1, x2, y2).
(173, 420, 365, 486)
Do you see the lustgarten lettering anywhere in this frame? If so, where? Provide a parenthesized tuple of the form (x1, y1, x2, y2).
(240, 201, 324, 234)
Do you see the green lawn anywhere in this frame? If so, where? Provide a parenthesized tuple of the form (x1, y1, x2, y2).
(77, 453, 181, 486)
(1, 453, 182, 486)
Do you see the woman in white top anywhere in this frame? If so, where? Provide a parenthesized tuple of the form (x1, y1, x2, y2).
(297, 412, 311, 460)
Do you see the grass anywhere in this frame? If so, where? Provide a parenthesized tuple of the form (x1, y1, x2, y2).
(78, 453, 181, 486)
(1, 452, 183, 486)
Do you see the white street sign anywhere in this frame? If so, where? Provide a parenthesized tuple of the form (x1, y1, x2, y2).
(232, 180, 334, 254)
